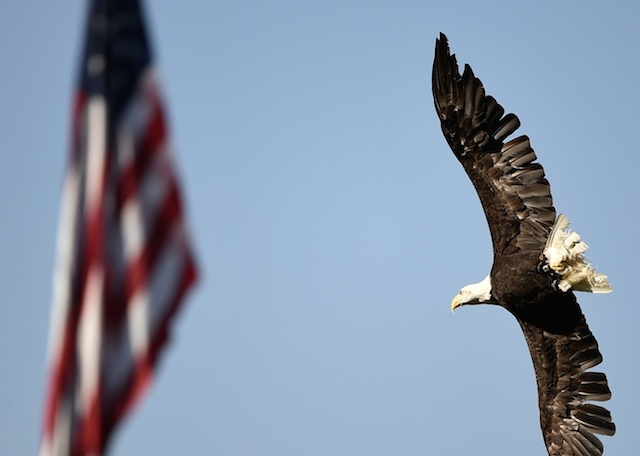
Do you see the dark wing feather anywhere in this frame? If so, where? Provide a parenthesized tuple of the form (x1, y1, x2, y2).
(519, 305, 615, 456)
(432, 33, 555, 258)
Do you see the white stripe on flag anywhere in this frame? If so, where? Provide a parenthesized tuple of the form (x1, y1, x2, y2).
(84, 98, 106, 210)
(77, 267, 104, 415)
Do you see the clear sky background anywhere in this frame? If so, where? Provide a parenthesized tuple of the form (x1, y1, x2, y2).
(2, 1, 639, 455)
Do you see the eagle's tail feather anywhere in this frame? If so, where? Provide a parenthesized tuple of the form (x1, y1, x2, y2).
(543, 214, 612, 294)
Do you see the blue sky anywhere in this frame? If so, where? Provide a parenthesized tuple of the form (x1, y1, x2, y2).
(2, 1, 639, 455)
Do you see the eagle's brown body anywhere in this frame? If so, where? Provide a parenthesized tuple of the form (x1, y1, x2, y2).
(432, 34, 614, 456)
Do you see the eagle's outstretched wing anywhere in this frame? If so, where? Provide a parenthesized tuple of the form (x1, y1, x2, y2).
(432, 33, 555, 258)
(519, 302, 615, 456)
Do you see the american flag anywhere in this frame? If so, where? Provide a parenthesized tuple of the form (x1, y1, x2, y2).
(40, 0, 198, 454)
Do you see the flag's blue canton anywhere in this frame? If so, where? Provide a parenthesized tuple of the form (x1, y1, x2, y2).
(80, 0, 152, 132)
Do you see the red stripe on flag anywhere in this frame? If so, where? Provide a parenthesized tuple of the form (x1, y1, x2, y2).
(124, 184, 181, 298)
(118, 256, 196, 421)
(116, 92, 166, 212)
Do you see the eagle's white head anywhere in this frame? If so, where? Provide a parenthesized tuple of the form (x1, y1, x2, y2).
(451, 275, 494, 312)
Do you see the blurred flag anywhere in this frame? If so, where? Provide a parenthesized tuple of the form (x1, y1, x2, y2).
(40, 0, 197, 454)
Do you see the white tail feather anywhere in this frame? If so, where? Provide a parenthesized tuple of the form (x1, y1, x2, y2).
(543, 214, 612, 294)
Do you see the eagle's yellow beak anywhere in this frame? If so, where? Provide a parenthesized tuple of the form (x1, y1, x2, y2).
(451, 294, 463, 313)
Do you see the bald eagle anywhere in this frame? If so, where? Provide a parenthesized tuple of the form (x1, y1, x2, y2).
(432, 33, 615, 456)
